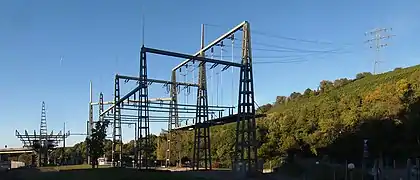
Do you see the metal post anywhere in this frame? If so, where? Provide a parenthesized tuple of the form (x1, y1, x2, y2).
(112, 77, 122, 167)
(88, 81, 93, 165)
(416, 158, 419, 180)
(39, 101, 48, 166)
(362, 139, 368, 180)
(137, 47, 151, 169)
(62, 122, 66, 165)
(166, 71, 178, 168)
(234, 21, 258, 175)
(192, 24, 212, 171)
(345, 160, 348, 180)
(407, 159, 412, 180)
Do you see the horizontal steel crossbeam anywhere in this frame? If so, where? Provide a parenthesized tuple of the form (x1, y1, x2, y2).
(116, 74, 198, 87)
(142, 47, 243, 67)
(173, 21, 246, 71)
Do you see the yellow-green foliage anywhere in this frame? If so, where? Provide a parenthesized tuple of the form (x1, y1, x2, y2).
(157, 65, 420, 166)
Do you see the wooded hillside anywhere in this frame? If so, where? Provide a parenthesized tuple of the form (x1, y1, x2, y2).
(53, 65, 420, 168)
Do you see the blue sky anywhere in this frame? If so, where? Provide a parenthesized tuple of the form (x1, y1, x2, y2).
(1, 0, 419, 148)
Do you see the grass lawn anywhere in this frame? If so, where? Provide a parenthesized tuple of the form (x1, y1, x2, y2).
(39, 164, 110, 172)
(3, 166, 215, 180)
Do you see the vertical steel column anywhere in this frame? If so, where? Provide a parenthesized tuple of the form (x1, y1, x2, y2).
(97, 92, 104, 165)
(137, 47, 151, 169)
(88, 81, 93, 164)
(166, 71, 179, 167)
(99, 93, 104, 118)
(112, 76, 122, 167)
(39, 101, 48, 166)
(234, 21, 259, 174)
(62, 122, 66, 165)
(192, 24, 212, 170)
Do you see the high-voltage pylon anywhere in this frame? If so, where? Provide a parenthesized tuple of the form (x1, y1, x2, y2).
(39, 101, 48, 166)
(234, 21, 259, 174)
(364, 28, 394, 75)
(192, 24, 212, 170)
(137, 47, 151, 169)
(112, 77, 122, 167)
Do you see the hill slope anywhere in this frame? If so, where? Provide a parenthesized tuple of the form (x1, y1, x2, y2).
(259, 65, 420, 163)
(156, 65, 420, 167)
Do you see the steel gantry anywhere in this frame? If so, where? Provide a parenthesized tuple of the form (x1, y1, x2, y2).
(89, 21, 259, 175)
(91, 74, 228, 168)
(170, 21, 259, 174)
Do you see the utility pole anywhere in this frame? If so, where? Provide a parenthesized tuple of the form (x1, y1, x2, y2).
(62, 122, 66, 165)
(365, 28, 394, 74)
(87, 81, 93, 165)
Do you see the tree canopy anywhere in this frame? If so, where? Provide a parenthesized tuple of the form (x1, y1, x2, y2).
(86, 120, 109, 168)
(53, 65, 420, 168)
(156, 65, 420, 167)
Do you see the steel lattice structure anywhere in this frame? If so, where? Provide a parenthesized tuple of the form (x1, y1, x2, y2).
(235, 22, 258, 174)
(170, 21, 259, 173)
(15, 101, 70, 167)
(90, 75, 228, 168)
(89, 21, 259, 175)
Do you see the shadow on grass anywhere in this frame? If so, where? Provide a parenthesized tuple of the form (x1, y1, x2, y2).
(2, 167, 207, 180)
(3, 167, 283, 180)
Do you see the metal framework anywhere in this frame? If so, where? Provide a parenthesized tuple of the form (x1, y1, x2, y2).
(137, 48, 150, 169)
(192, 25, 211, 170)
(15, 101, 70, 167)
(112, 76, 122, 167)
(234, 22, 258, 174)
(87, 82, 93, 164)
(170, 21, 259, 174)
(94, 74, 203, 168)
(166, 70, 182, 167)
(91, 21, 258, 174)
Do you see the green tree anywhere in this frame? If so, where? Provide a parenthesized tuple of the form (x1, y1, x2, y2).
(275, 96, 287, 105)
(257, 103, 272, 113)
(319, 80, 333, 93)
(303, 88, 314, 97)
(289, 92, 302, 100)
(18, 153, 32, 165)
(355, 72, 372, 79)
(87, 120, 109, 168)
(333, 78, 350, 88)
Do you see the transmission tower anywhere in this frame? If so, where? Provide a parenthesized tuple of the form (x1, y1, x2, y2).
(365, 28, 394, 74)
(39, 101, 48, 166)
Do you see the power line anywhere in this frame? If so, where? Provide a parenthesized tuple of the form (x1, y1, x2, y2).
(204, 23, 353, 46)
(364, 28, 395, 74)
(213, 37, 349, 55)
(251, 41, 346, 53)
(252, 50, 352, 64)
(253, 59, 308, 64)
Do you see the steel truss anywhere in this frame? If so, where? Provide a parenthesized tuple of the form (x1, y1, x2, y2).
(192, 25, 211, 170)
(170, 21, 259, 174)
(94, 73, 201, 168)
(91, 21, 258, 174)
(15, 102, 70, 167)
(235, 22, 258, 174)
